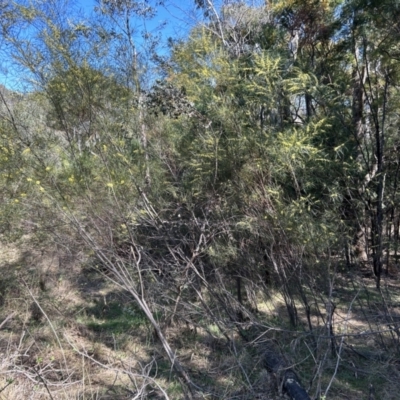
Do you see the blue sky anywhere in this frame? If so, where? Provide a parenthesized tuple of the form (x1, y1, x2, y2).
(0, 0, 201, 91)
(78, 0, 199, 39)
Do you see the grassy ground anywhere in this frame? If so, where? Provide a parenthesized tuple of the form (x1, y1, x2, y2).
(1, 236, 400, 399)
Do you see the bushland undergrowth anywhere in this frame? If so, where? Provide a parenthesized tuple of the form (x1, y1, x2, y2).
(1, 1, 400, 398)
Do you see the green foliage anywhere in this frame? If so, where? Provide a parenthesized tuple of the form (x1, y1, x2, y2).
(4, 0, 396, 270)
(45, 64, 131, 134)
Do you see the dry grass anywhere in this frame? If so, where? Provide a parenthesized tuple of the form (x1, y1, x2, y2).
(1, 236, 400, 399)
(0, 236, 155, 399)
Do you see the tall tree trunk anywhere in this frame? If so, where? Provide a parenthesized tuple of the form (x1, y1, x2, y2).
(350, 57, 368, 263)
(138, 92, 151, 189)
(371, 74, 388, 288)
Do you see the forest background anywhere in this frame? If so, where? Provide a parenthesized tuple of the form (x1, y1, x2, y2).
(1, 0, 400, 399)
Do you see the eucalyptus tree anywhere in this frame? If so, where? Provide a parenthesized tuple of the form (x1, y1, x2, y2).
(267, 0, 400, 288)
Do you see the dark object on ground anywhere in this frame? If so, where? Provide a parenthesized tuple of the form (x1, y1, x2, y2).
(263, 346, 311, 400)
